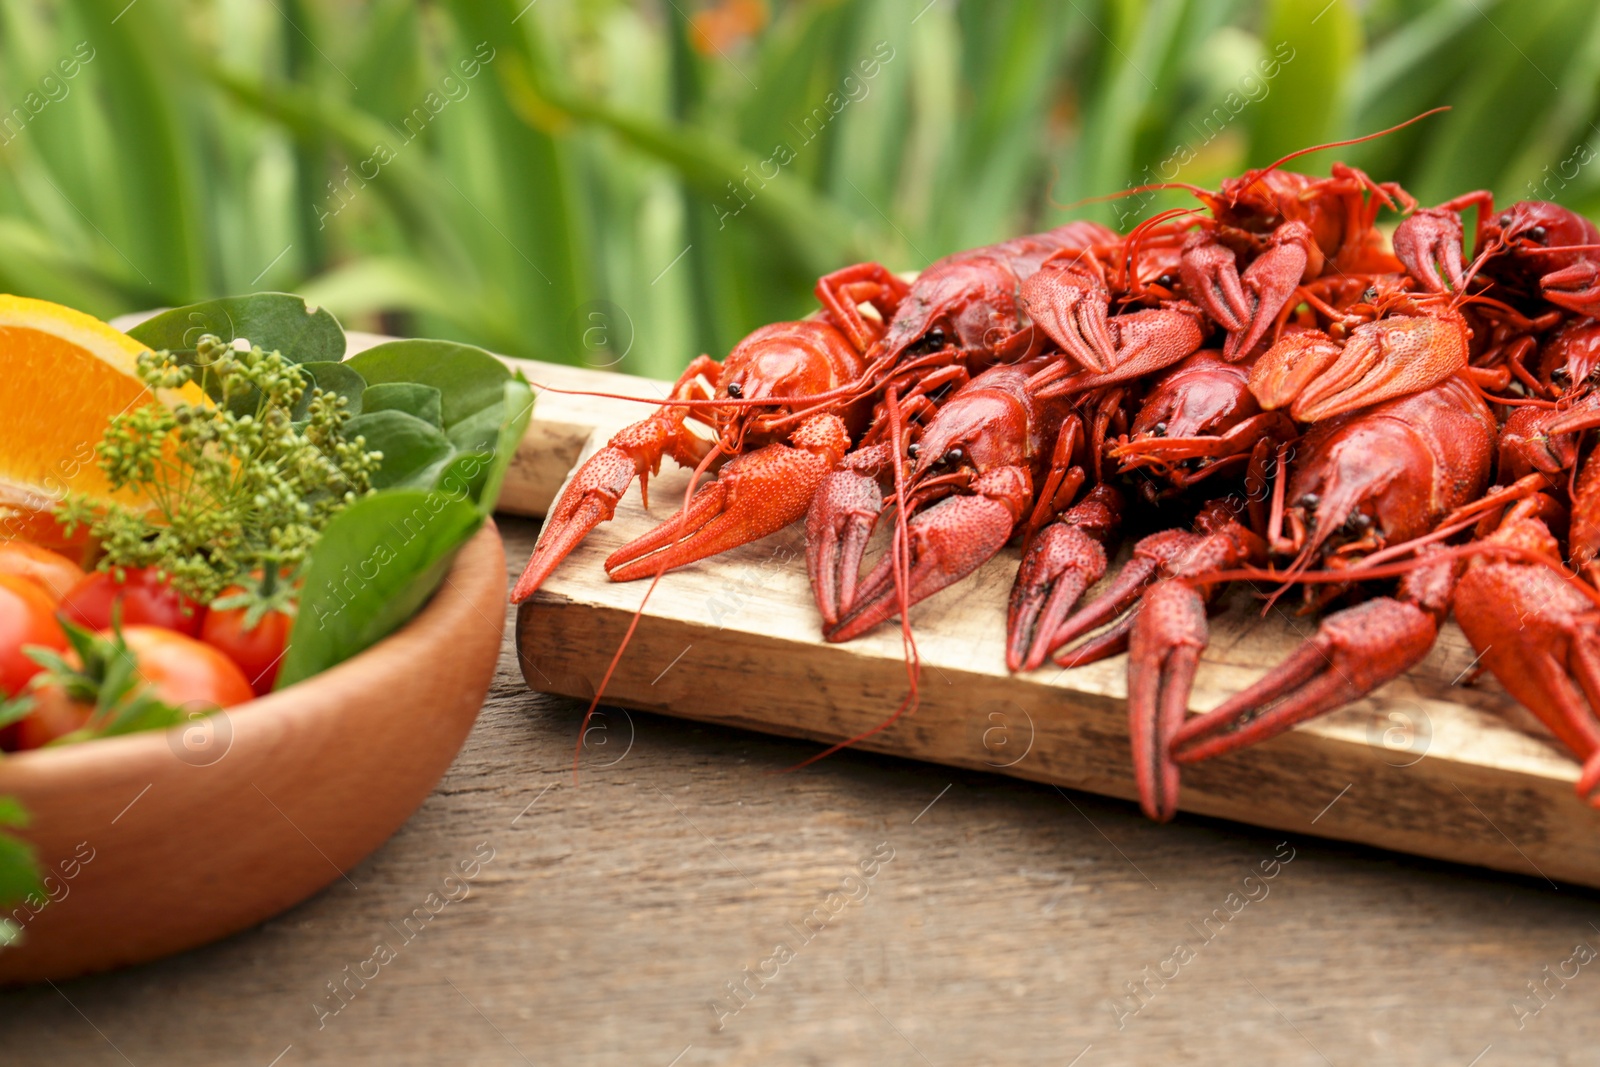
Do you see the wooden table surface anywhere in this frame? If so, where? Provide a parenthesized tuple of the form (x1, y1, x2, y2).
(3, 517, 1599, 1066)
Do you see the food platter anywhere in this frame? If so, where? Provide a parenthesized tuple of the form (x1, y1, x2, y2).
(503, 356, 1600, 889)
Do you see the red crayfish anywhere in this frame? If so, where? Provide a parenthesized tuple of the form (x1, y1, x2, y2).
(510, 117, 1600, 825)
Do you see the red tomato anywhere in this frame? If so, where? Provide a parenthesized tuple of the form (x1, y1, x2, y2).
(201, 589, 293, 695)
(114, 626, 255, 708)
(0, 574, 66, 697)
(59, 567, 203, 636)
(0, 541, 86, 603)
(11, 688, 90, 750)
(15, 626, 254, 750)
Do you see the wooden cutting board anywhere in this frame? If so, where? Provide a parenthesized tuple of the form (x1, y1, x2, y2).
(481, 347, 1600, 889)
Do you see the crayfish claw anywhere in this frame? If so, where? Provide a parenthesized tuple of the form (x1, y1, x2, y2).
(1171, 596, 1439, 765)
(1540, 260, 1600, 319)
(826, 470, 1028, 643)
(1127, 580, 1210, 823)
(1453, 519, 1600, 804)
(1007, 486, 1123, 672)
(806, 467, 886, 627)
(1007, 523, 1108, 672)
(513, 442, 644, 602)
(1019, 262, 1117, 373)
(1579, 754, 1600, 808)
(1044, 526, 1202, 655)
(1394, 207, 1468, 293)
(1225, 224, 1312, 361)
(1180, 236, 1252, 334)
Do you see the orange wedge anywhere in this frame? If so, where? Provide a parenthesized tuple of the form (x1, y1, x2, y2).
(0, 295, 202, 554)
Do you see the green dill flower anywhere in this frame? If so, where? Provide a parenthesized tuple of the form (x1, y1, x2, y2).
(57, 335, 383, 605)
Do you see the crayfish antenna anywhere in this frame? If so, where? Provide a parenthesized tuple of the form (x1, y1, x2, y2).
(569, 439, 726, 779)
(1241, 107, 1449, 199)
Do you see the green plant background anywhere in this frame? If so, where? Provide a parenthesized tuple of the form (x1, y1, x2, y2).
(2, 0, 1597, 378)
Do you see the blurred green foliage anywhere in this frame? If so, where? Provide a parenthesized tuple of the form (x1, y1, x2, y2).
(3, 0, 1600, 377)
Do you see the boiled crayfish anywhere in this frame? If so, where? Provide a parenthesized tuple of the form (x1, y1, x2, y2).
(511, 122, 1600, 824)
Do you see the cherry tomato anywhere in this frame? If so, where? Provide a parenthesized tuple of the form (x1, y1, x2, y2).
(16, 626, 254, 750)
(201, 588, 293, 695)
(0, 574, 66, 697)
(59, 567, 204, 636)
(12, 688, 91, 750)
(114, 627, 255, 708)
(0, 541, 86, 603)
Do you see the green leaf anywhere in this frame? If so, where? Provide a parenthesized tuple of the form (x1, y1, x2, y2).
(433, 450, 495, 509)
(0, 832, 42, 915)
(476, 378, 534, 514)
(0, 797, 29, 829)
(92, 698, 186, 740)
(290, 361, 369, 422)
(345, 339, 510, 428)
(275, 489, 485, 689)
(128, 293, 347, 363)
(340, 341, 529, 503)
(362, 382, 444, 427)
(0, 797, 42, 913)
(428, 379, 535, 513)
(347, 410, 457, 489)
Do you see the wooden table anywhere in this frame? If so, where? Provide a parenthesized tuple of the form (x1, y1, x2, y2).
(2, 518, 1597, 1065)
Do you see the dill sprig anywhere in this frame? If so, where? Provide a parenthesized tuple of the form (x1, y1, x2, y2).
(57, 335, 382, 605)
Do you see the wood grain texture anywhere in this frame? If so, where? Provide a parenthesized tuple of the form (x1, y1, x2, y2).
(517, 428, 1600, 889)
(2, 519, 1594, 1067)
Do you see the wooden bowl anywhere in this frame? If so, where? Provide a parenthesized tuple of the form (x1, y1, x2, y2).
(0, 523, 506, 985)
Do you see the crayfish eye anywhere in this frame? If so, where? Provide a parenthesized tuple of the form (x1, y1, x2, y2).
(1152, 422, 1167, 436)
(1155, 273, 1177, 289)
(725, 381, 743, 399)
(1361, 286, 1378, 303)
(925, 326, 947, 348)
(943, 446, 966, 466)
(1499, 213, 1513, 228)
(1552, 366, 1571, 384)
(1527, 225, 1548, 244)
(907, 442, 921, 459)
(1296, 492, 1320, 510)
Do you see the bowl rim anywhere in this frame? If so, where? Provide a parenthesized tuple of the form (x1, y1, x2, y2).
(0, 520, 505, 784)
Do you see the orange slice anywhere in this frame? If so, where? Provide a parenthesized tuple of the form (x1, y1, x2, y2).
(0, 295, 202, 553)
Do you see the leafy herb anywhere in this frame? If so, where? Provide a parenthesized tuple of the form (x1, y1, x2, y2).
(78, 291, 536, 694)
(25, 619, 186, 742)
(57, 335, 383, 605)
(345, 339, 532, 499)
(275, 489, 485, 688)
(275, 377, 533, 687)
(0, 796, 41, 946)
(127, 293, 346, 366)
